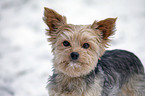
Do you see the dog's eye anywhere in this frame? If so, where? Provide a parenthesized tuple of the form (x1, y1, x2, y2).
(63, 41, 70, 47)
(83, 43, 89, 49)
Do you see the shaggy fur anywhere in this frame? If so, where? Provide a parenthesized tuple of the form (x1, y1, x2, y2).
(43, 7, 145, 96)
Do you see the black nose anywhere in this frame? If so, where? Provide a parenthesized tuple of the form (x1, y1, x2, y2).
(70, 52, 79, 60)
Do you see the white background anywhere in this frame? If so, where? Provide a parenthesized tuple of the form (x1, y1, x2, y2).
(0, 0, 145, 96)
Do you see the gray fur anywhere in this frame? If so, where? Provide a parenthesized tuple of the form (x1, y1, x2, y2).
(97, 50, 145, 96)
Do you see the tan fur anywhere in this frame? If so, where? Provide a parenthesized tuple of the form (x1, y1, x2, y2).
(120, 75, 145, 96)
(52, 24, 104, 77)
(43, 8, 116, 96)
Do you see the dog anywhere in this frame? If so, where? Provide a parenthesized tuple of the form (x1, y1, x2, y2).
(43, 7, 145, 96)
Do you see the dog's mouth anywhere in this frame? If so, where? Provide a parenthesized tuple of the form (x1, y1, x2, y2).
(68, 61, 81, 68)
(63, 60, 90, 69)
(59, 60, 86, 69)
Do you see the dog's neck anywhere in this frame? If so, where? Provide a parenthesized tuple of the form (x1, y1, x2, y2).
(49, 71, 86, 95)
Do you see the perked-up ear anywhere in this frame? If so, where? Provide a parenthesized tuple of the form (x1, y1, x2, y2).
(43, 7, 67, 35)
(91, 18, 117, 45)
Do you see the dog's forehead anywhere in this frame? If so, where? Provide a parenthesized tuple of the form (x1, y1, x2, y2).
(58, 24, 97, 41)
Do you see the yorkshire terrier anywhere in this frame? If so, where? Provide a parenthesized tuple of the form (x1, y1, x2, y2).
(43, 7, 145, 96)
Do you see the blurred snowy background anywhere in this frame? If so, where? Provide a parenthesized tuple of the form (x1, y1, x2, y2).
(0, 0, 145, 96)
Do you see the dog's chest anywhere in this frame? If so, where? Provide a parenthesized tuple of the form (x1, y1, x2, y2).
(48, 74, 102, 96)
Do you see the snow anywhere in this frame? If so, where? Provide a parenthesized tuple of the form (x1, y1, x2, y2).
(0, 0, 145, 96)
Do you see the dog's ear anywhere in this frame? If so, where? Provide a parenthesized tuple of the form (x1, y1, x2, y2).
(91, 18, 117, 45)
(43, 7, 67, 35)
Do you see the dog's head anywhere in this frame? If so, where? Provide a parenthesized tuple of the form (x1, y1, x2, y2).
(43, 7, 116, 77)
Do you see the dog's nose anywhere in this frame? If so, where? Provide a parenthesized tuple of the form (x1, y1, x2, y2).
(70, 52, 79, 60)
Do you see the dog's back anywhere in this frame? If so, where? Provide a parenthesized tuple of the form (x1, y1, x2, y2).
(97, 49, 145, 96)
